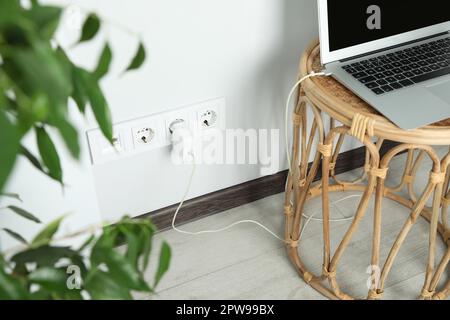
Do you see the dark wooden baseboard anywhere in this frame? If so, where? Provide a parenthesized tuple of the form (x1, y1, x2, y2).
(142, 141, 399, 231)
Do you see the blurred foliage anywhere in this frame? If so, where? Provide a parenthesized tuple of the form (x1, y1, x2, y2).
(0, 214, 171, 300)
(0, 1, 170, 300)
(0, 0, 146, 192)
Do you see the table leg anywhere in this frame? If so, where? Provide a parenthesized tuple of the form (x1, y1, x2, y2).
(428, 151, 450, 300)
(284, 97, 449, 300)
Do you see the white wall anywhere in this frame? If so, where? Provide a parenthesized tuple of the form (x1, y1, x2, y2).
(2, 0, 356, 249)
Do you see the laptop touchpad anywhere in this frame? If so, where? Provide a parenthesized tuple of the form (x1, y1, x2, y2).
(426, 81, 450, 103)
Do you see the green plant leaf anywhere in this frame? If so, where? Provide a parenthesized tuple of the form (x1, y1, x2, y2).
(2, 228, 28, 245)
(0, 263, 29, 300)
(91, 246, 150, 292)
(54, 116, 80, 159)
(12, 245, 77, 268)
(0, 193, 23, 202)
(119, 225, 141, 270)
(31, 215, 66, 247)
(30, 94, 49, 122)
(81, 71, 113, 142)
(3, 95, 19, 114)
(11, 261, 28, 278)
(14, 99, 35, 137)
(70, 69, 114, 142)
(4, 41, 72, 105)
(78, 14, 100, 44)
(51, 52, 82, 159)
(71, 67, 88, 113)
(124, 42, 146, 73)
(78, 234, 96, 252)
(28, 267, 68, 292)
(54, 47, 87, 114)
(0, 110, 20, 194)
(94, 42, 112, 80)
(154, 241, 171, 287)
(0, 21, 31, 48)
(35, 126, 63, 183)
(0, 1, 22, 27)
(91, 225, 118, 253)
(140, 225, 153, 272)
(84, 268, 132, 300)
(20, 145, 64, 184)
(20, 145, 49, 177)
(6, 205, 41, 223)
(67, 253, 88, 278)
(29, 289, 51, 300)
(27, 5, 62, 40)
(28, 266, 82, 299)
(62, 289, 83, 300)
(20, 146, 43, 171)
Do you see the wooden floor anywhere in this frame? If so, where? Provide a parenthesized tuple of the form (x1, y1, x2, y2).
(139, 147, 449, 300)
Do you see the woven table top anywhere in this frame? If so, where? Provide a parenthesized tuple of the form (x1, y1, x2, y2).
(299, 40, 450, 145)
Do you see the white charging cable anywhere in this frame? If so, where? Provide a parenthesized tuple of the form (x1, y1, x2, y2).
(298, 194, 362, 241)
(171, 159, 286, 242)
(171, 71, 354, 244)
(285, 71, 332, 171)
(283, 71, 362, 226)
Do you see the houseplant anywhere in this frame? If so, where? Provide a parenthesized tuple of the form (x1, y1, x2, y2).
(0, 0, 170, 299)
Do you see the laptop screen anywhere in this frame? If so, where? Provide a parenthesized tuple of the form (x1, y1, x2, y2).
(327, 0, 450, 52)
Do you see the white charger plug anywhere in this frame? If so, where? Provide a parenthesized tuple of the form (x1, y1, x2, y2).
(169, 119, 195, 164)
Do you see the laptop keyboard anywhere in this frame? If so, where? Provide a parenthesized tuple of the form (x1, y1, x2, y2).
(342, 37, 450, 95)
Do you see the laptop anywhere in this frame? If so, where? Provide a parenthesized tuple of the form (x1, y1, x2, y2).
(318, 0, 450, 129)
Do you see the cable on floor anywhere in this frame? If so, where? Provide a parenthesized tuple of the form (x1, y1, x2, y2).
(171, 71, 352, 244)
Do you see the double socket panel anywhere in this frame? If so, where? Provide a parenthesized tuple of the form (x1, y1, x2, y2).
(87, 97, 226, 165)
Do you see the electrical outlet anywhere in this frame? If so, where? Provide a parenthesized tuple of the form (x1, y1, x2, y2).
(87, 97, 226, 164)
(199, 109, 218, 129)
(133, 126, 155, 147)
(163, 111, 190, 142)
(87, 130, 124, 164)
(195, 98, 225, 131)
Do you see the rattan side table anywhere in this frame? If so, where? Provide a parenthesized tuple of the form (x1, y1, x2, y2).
(284, 40, 450, 300)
